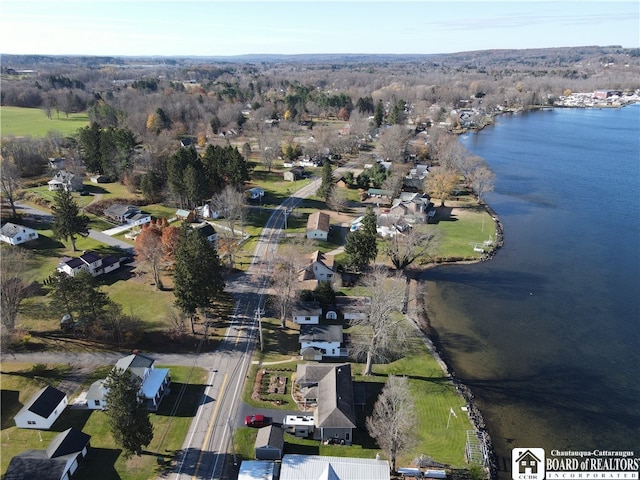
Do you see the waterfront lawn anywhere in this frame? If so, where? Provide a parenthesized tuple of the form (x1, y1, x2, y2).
(0, 364, 207, 480)
(1, 106, 89, 138)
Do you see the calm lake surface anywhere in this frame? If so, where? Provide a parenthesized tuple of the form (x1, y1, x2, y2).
(422, 105, 640, 474)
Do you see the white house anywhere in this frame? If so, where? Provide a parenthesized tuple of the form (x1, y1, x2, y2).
(14, 386, 68, 430)
(306, 212, 330, 241)
(57, 251, 120, 278)
(292, 302, 322, 325)
(299, 324, 345, 360)
(47, 171, 83, 192)
(104, 204, 150, 226)
(280, 455, 390, 480)
(0, 223, 39, 246)
(4, 427, 91, 480)
(86, 354, 170, 411)
(301, 251, 336, 283)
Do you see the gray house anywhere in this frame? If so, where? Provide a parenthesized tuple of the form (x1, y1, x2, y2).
(47, 171, 83, 192)
(254, 425, 284, 460)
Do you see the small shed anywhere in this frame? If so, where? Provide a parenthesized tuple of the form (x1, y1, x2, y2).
(14, 386, 68, 430)
(175, 209, 195, 223)
(306, 212, 330, 241)
(254, 425, 284, 460)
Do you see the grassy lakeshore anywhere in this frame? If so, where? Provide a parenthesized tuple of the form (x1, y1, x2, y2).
(1, 106, 89, 137)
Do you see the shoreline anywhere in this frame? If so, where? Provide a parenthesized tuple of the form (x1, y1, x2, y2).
(408, 199, 504, 480)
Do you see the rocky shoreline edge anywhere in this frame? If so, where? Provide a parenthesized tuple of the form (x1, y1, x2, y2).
(406, 200, 504, 480)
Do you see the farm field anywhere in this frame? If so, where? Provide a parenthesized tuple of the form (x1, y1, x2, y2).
(1, 106, 89, 137)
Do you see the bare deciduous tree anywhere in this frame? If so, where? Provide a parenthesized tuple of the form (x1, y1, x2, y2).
(0, 248, 33, 335)
(134, 222, 165, 289)
(0, 157, 22, 218)
(366, 375, 416, 473)
(384, 227, 440, 271)
(328, 187, 347, 214)
(468, 164, 496, 203)
(211, 186, 246, 269)
(270, 252, 301, 328)
(349, 268, 409, 375)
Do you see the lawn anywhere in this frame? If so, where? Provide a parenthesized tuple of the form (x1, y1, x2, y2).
(238, 314, 476, 469)
(0, 363, 208, 480)
(1, 106, 89, 138)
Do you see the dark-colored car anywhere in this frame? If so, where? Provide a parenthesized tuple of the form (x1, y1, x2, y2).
(245, 414, 268, 428)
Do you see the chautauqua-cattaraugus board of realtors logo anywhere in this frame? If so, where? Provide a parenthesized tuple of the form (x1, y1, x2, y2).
(512, 448, 639, 480)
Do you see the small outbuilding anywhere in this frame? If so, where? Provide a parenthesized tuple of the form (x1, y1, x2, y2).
(306, 212, 330, 241)
(237, 460, 276, 480)
(14, 386, 68, 430)
(254, 425, 284, 460)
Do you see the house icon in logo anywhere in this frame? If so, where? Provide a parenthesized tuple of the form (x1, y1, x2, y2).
(517, 450, 541, 474)
(512, 448, 545, 480)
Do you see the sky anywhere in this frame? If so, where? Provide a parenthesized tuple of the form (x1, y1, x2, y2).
(1, 0, 638, 57)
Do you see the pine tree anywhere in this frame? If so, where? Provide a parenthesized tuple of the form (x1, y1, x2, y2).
(104, 368, 154, 458)
(51, 189, 90, 251)
(344, 207, 378, 271)
(317, 161, 334, 202)
(173, 225, 225, 318)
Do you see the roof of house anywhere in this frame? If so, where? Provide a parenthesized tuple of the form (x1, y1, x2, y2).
(46, 428, 91, 458)
(104, 204, 139, 217)
(300, 324, 343, 343)
(22, 386, 66, 419)
(280, 454, 390, 480)
(48, 171, 77, 184)
(0, 223, 35, 239)
(80, 251, 101, 264)
(238, 460, 276, 480)
(62, 257, 85, 269)
(255, 425, 284, 450)
(196, 223, 217, 238)
(87, 379, 106, 401)
(176, 209, 191, 217)
(115, 354, 154, 376)
(316, 364, 356, 429)
(296, 364, 342, 386)
(309, 250, 335, 269)
(3, 451, 69, 480)
(306, 212, 330, 233)
(101, 255, 121, 269)
(292, 302, 321, 317)
(4, 428, 90, 480)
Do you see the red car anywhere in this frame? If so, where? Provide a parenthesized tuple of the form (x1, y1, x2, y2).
(245, 414, 268, 428)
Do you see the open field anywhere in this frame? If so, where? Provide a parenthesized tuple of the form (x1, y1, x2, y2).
(0, 363, 208, 480)
(1, 106, 89, 138)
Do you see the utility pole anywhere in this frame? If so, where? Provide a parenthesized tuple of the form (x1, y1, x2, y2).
(227, 417, 238, 467)
(254, 308, 265, 352)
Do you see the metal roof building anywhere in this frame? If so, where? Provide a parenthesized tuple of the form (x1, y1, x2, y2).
(279, 454, 390, 480)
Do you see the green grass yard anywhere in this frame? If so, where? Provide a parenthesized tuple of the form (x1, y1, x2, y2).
(0, 364, 207, 480)
(1, 106, 89, 138)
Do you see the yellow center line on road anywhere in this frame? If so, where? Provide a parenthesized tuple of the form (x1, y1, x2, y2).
(192, 373, 228, 480)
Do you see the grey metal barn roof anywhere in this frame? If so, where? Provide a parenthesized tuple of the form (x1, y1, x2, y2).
(279, 454, 390, 480)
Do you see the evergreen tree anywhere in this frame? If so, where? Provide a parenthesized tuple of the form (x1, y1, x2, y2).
(104, 368, 153, 458)
(317, 160, 334, 202)
(49, 270, 112, 324)
(51, 189, 90, 251)
(374, 100, 385, 128)
(173, 225, 225, 318)
(344, 207, 378, 271)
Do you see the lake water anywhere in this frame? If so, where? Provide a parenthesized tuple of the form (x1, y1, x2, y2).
(422, 105, 640, 475)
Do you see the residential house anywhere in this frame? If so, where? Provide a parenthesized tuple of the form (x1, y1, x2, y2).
(14, 386, 68, 430)
(389, 192, 431, 223)
(403, 164, 429, 191)
(299, 324, 345, 360)
(48, 158, 66, 170)
(195, 222, 217, 243)
(291, 302, 322, 325)
(254, 425, 284, 460)
(284, 166, 305, 182)
(279, 455, 390, 480)
(306, 212, 330, 241)
(86, 353, 170, 411)
(247, 187, 264, 200)
(104, 204, 141, 223)
(175, 209, 195, 222)
(47, 171, 83, 192)
(56, 251, 121, 278)
(4, 428, 91, 480)
(90, 174, 109, 184)
(299, 251, 336, 283)
(323, 296, 369, 322)
(0, 223, 39, 246)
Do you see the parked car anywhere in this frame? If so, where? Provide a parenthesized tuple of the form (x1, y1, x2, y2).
(245, 414, 268, 428)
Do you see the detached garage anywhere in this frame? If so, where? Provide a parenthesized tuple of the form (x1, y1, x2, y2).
(254, 425, 284, 460)
(14, 386, 67, 430)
